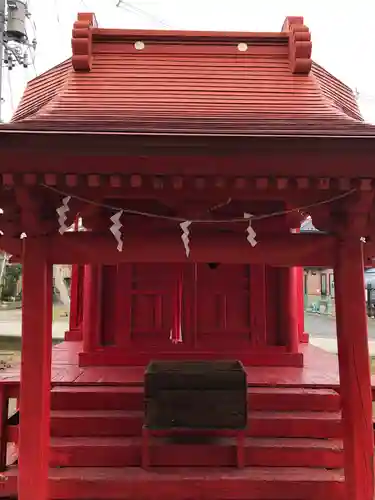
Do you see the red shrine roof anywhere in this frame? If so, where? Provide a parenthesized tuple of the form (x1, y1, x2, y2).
(5, 13, 375, 137)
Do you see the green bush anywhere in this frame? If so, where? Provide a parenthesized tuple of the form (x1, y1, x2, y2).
(1, 264, 22, 301)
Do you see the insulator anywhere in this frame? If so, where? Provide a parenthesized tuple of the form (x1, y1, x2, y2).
(7, 54, 14, 70)
(5, 0, 27, 43)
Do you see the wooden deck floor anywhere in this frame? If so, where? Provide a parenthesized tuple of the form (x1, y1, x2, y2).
(0, 342, 349, 500)
(0, 341, 343, 388)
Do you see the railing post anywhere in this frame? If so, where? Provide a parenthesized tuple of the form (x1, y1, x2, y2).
(18, 239, 52, 500)
(0, 386, 8, 471)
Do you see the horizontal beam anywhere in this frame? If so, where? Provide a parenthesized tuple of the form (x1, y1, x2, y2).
(0, 137, 375, 178)
(5, 233, 375, 267)
(0, 231, 336, 266)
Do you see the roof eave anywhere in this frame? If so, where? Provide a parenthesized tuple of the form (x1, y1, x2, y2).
(1, 128, 375, 140)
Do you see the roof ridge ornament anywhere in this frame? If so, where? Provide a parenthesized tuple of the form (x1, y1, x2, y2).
(282, 16, 312, 75)
(71, 12, 98, 72)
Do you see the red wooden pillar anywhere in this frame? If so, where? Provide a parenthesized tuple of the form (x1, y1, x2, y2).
(0, 385, 8, 471)
(66, 215, 80, 341)
(18, 239, 53, 500)
(280, 267, 299, 353)
(294, 226, 308, 343)
(334, 237, 374, 500)
(115, 264, 132, 348)
(250, 265, 267, 346)
(296, 267, 304, 341)
(69, 264, 80, 328)
(296, 267, 309, 343)
(82, 264, 102, 352)
(65, 264, 84, 341)
(76, 265, 84, 328)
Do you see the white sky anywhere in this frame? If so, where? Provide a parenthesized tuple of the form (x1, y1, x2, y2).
(2, 0, 375, 122)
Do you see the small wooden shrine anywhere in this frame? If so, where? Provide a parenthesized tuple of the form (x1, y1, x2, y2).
(0, 12, 374, 500)
(66, 256, 306, 367)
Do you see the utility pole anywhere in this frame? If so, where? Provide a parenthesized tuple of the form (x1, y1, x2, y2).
(0, 0, 36, 123)
(0, 0, 5, 122)
(0, 1, 36, 292)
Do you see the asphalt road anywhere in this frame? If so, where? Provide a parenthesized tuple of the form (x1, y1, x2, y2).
(0, 309, 67, 339)
(304, 312, 375, 340)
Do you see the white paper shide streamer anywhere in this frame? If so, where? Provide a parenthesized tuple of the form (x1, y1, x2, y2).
(180, 221, 192, 257)
(56, 196, 71, 235)
(110, 210, 124, 252)
(244, 213, 257, 247)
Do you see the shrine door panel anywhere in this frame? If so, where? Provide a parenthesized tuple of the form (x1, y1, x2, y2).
(195, 264, 251, 348)
(128, 263, 183, 348)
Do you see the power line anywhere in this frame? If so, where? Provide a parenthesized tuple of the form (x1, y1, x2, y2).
(53, 0, 61, 24)
(355, 88, 375, 102)
(359, 94, 375, 103)
(116, 1, 172, 28)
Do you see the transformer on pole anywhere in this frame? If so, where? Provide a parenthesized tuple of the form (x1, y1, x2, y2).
(0, 0, 36, 122)
(0, 0, 5, 121)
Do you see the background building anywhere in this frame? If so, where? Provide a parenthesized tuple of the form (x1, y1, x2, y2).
(301, 218, 335, 314)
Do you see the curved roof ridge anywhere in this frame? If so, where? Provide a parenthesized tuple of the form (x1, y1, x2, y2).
(311, 61, 363, 122)
(11, 59, 72, 123)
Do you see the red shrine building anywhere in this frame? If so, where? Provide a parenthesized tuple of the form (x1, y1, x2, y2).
(0, 12, 374, 500)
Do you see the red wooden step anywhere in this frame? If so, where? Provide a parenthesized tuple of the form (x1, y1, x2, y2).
(50, 409, 342, 439)
(50, 410, 141, 437)
(51, 386, 341, 412)
(51, 386, 143, 411)
(49, 436, 343, 468)
(0, 466, 346, 500)
(250, 410, 342, 438)
(249, 387, 340, 412)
